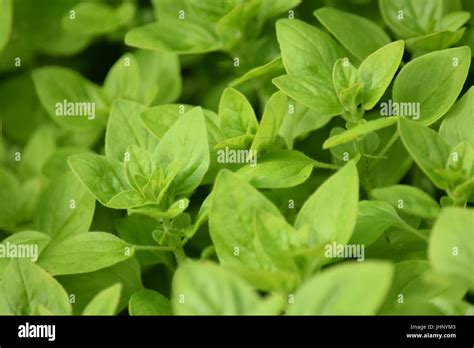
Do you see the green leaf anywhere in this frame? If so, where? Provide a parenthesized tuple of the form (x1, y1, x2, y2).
(379, 0, 443, 39)
(367, 127, 412, 187)
(125, 18, 221, 54)
(0, 73, 47, 144)
(124, 145, 156, 192)
(42, 147, 91, 179)
(131, 198, 189, 221)
(273, 74, 342, 116)
(392, 46, 471, 125)
(371, 185, 441, 219)
(382, 300, 445, 315)
(57, 258, 143, 314)
(62, 2, 135, 36)
(332, 58, 359, 96)
(439, 11, 471, 31)
(0, 282, 14, 315)
(0, 231, 52, 279)
(105, 99, 158, 162)
(172, 262, 266, 315)
(9, 0, 90, 56)
(278, 100, 332, 149)
(219, 88, 258, 138)
(155, 107, 210, 195)
(236, 150, 314, 188)
(314, 7, 391, 61)
(116, 215, 174, 268)
(323, 117, 398, 149)
(209, 170, 297, 290)
(276, 18, 343, 77)
(151, 0, 240, 28)
(16, 126, 56, 179)
(3, 259, 71, 315)
(446, 141, 473, 178)
(141, 104, 224, 145)
(274, 18, 344, 115)
(406, 29, 465, 53)
(215, 0, 262, 51)
(439, 87, 474, 148)
(214, 134, 254, 150)
(338, 83, 364, 113)
(260, 0, 301, 18)
(135, 50, 182, 105)
(429, 207, 474, 289)
(129, 289, 171, 316)
(0, 168, 40, 231)
(103, 53, 140, 102)
(349, 200, 408, 246)
(287, 261, 393, 315)
(38, 232, 133, 276)
(68, 153, 130, 207)
(250, 91, 287, 154)
(229, 56, 285, 87)
(0, 0, 12, 51)
(106, 190, 146, 210)
(358, 40, 404, 109)
(32, 66, 108, 130)
(398, 117, 450, 188)
(295, 161, 359, 245)
(379, 260, 467, 313)
(34, 172, 95, 242)
(251, 210, 298, 273)
(83, 283, 122, 316)
(140, 104, 189, 139)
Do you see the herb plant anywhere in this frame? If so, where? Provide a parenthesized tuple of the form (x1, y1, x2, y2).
(0, 0, 473, 316)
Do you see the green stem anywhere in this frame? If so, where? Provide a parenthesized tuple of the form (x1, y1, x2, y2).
(174, 247, 187, 265)
(452, 178, 474, 199)
(133, 245, 174, 252)
(404, 225, 429, 242)
(370, 131, 399, 169)
(355, 140, 373, 194)
(312, 160, 340, 170)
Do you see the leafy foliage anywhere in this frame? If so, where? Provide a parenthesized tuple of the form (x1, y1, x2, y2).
(0, 0, 472, 317)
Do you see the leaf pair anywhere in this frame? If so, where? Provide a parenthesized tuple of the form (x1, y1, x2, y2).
(274, 17, 405, 155)
(399, 115, 473, 202)
(379, 260, 467, 314)
(0, 168, 42, 231)
(1, 258, 124, 315)
(216, 88, 288, 156)
(69, 102, 210, 213)
(125, 0, 300, 55)
(209, 162, 359, 291)
(170, 260, 393, 315)
(379, 0, 470, 53)
(326, 45, 470, 166)
(32, 51, 182, 131)
(429, 208, 474, 290)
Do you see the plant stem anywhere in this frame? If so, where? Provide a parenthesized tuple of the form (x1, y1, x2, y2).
(404, 225, 429, 242)
(133, 245, 174, 252)
(370, 131, 399, 169)
(354, 140, 373, 194)
(453, 178, 474, 200)
(174, 247, 187, 265)
(312, 160, 340, 170)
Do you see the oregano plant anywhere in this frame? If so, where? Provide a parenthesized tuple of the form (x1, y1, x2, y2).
(0, 0, 472, 320)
